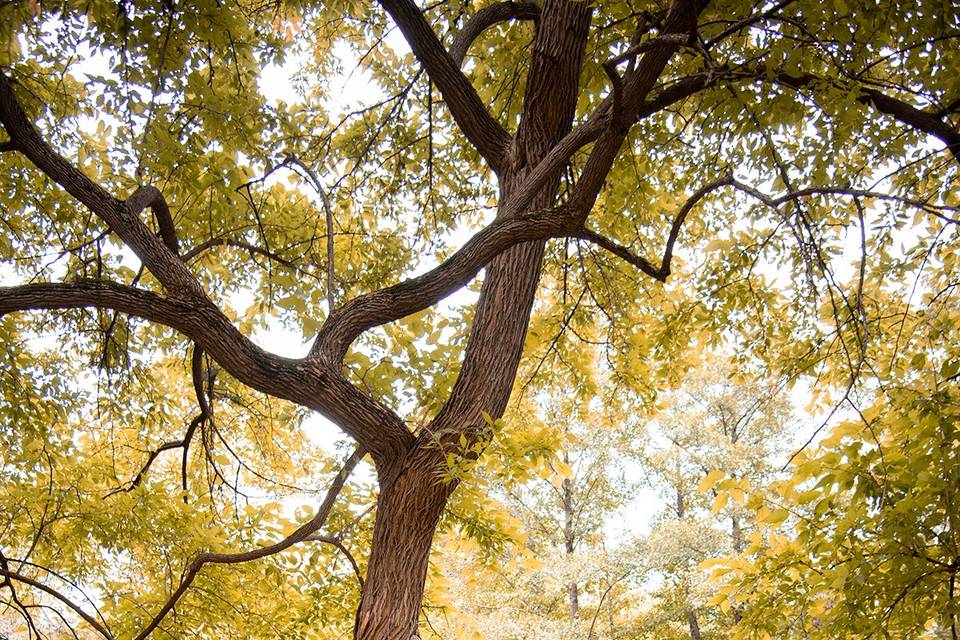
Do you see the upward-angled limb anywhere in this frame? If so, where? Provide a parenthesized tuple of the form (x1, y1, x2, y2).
(448, 1, 541, 66)
(0, 70, 415, 468)
(377, 0, 512, 173)
(0, 71, 199, 295)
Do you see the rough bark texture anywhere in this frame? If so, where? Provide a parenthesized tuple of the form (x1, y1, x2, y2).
(563, 469, 579, 622)
(688, 610, 703, 640)
(353, 2, 593, 638)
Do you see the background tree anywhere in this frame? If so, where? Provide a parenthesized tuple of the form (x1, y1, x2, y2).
(428, 388, 644, 639)
(0, 0, 957, 638)
(639, 357, 792, 639)
(708, 258, 960, 639)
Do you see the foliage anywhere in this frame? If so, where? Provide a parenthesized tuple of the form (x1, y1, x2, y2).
(0, 0, 957, 637)
(707, 266, 960, 640)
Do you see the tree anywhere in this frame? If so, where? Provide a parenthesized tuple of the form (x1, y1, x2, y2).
(430, 390, 643, 639)
(707, 278, 960, 639)
(0, 0, 957, 638)
(639, 357, 792, 639)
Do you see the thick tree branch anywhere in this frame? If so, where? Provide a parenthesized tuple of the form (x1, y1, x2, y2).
(448, 1, 540, 66)
(376, 0, 512, 173)
(0, 71, 200, 295)
(0, 71, 417, 467)
(310, 205, 576, 363)
(565, 0, 708, 214)
(0, 280, 413, 465)
(131, 446, 364, 640)
(427, 0, 594, 442)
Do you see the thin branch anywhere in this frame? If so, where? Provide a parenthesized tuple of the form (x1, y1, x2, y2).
(131, 447, 364, 640)
(282, 153, 337, 311)
(729, 179, 959, 224)
(305, 535, 364, 589)
(181, 237, 296, 267)
(578, 175, 734, 280)
(704, 0, 798, 48)
(104, 346, 212, 497)
(577, 229, 661, 279)
(0, 568, 114, 640)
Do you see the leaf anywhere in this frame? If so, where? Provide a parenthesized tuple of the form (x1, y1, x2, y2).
(699, 470, 726, 492)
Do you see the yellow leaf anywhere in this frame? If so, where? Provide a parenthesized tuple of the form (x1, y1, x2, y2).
(712, 492, 729, 514)
(699, 470, 725, 492)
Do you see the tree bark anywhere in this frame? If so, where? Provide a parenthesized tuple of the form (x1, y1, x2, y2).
(353, 2, 593, 637)
(563, 472, 579, 622)
(354, 448, 453, 640)
(688, 610, 703, 640)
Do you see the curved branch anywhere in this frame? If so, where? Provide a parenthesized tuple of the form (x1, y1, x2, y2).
(0, 280, 413, 465)
(579, 175, 733, 280)
(126, 185, 180, 255)
(310, 205, 576, 362)
(305, 535, 364, 589)
(449, 2, 540, 66)
(376, 0, 512, 173)
(581, 176, 958, 279)
(281, 153, 337, 309)
(0, 569, 114, 640)
(131, 447, 364, 640)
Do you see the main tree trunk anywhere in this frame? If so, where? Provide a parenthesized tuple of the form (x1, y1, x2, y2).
(353, 2, 593, 637)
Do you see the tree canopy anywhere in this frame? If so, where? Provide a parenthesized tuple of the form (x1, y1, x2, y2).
(0, 0, 958, 638)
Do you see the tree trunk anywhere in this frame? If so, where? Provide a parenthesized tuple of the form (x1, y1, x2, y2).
(562, 458, 579, 622)
(353, 2, 593, 636)
(687, 610, 703, 640)
(731, 514, 744, 623)
(354, 449, 453, 640)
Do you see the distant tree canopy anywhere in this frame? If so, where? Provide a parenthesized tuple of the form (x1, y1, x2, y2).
(0, 0, 957, 638)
